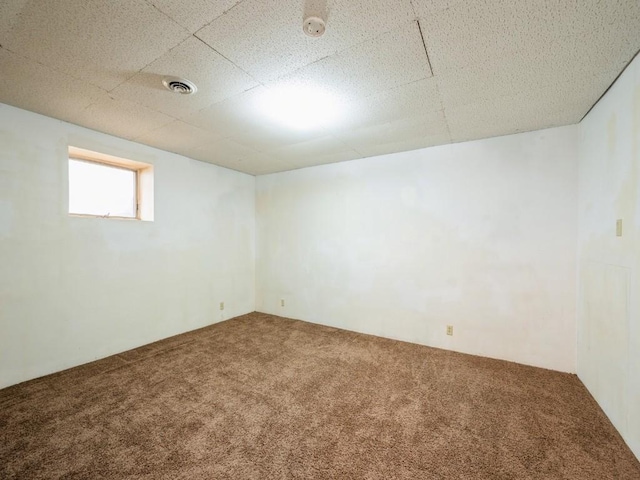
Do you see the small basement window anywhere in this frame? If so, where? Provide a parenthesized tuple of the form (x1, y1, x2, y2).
(68, 146, 154, 221)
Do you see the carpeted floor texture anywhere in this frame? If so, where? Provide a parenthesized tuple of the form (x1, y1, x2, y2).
(1, 312, 639, 479)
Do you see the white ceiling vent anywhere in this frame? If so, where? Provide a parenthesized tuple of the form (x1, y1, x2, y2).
(162, 76, 197, 95)
(303, 16, 326, 37)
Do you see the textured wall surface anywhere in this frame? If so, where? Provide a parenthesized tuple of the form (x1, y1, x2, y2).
(256, 126, 579, 372)
(0, 104, 255, 388)
(577, 53, 640, 460)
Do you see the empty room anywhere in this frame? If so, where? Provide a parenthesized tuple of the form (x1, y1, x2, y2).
(1, 0, 639, 478)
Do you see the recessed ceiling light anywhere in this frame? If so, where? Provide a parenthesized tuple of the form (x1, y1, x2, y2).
(258, 84, 343, 131)
(162, 76, 197, 95)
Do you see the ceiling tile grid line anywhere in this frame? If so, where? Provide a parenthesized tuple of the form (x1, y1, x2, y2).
(415, 18, 434, 77)
(190, 33, 261, 85)
(434, 83, 453, 144)
(193, 0, 417, 82)
(193, 16, 428, 91)
(260, 20, 433, 109)
(147, 0, 247, 34)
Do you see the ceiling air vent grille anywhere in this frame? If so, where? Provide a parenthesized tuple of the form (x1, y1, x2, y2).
(162, 77, 197, 95)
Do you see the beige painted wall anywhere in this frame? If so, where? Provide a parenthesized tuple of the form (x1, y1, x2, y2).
(256, 126, 579, 372)
(577, 53, 640, 459)
(0, 104, 255, 389)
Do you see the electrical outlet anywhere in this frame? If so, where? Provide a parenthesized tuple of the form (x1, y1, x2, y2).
(616, 219, 623, 237)
(219, 302, 224, 311)
(446, 325, 453, 336)
(280, 299, 285, 307)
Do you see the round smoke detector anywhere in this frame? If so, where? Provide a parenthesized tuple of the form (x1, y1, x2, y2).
(162, 76, 197, 95)
(303, 16, 326, 37)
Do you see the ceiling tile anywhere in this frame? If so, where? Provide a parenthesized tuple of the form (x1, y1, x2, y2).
(328, 78, 442, 132)
(0, 48, 104, 124)
(1, 0, 190, 91)
(446, 104, 567, 144)
(195, 0, 415, 81)
(435, 51, 625, 109)
(0, 1, 638, 176)
(135, 120, 221, 154)
(335, 110, 451, 158)
(268, 135, 360, 166)
(444, 74, 616, 143)
(230, 123, 333, 153)
(0, 0, 29, 41)
(182, 87, 266, 137)
(269, 21, 432, 101)
(183, 86, 330, 150)
(195, 1, 328, 81)
(180, 137, 262, 166)
(419, 0, 640, 77)
(148, 0, 242, 33)
(73, 95, 175, 141)
(110, 36, 258, 118)
(410, 0, 465, 16)
(234, 154, 291, 176)
(283, 148, 362, 170)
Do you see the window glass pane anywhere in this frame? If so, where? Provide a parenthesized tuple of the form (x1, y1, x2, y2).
(69, 159, 136, 217)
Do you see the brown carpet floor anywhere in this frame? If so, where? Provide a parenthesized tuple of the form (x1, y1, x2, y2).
(1, 312, 639, 479)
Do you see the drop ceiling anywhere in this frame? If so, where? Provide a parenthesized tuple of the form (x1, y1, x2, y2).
(1, 0, 639, 175)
